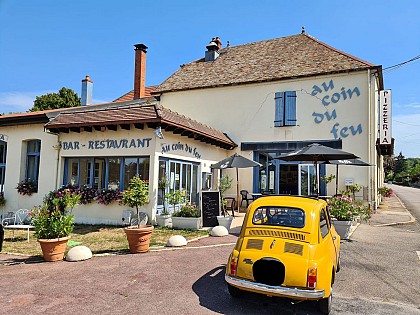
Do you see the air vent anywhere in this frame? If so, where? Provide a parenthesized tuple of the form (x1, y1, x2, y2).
(246, 239, 264, 250)
(249, 229, 307, 242)
(284, 242, 303, 256)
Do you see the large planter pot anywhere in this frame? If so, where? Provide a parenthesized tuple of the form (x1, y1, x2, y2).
(156, 215, 172, 227)
(124, 225, 154, 253)
(171, 217, 202, 230)
(38, 237, 70, 262)
(332, 220, 353, 239)
(217, 216, 234, 232)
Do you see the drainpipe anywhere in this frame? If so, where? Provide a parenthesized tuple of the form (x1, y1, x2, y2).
(53, 136, 62, 189)
(367, 69, 373, 210)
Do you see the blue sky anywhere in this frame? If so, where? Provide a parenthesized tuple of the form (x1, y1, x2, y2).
(0, 0, 419, 157)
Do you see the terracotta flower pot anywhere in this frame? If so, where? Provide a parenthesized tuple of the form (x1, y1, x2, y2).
(124, 225, 154, 253)
(38, 237, 70, 262)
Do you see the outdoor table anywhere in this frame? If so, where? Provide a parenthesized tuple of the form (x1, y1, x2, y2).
(251, 193, 262, 200)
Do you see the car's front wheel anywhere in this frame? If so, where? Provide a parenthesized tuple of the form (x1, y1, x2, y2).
(336, 254, 341, 273)
(227, 283, 243, 298)
(318, 286, 332, 314)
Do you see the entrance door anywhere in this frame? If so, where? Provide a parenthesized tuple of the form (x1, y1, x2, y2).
(279, 164, 298, 195)
(299, 164, 317, 196)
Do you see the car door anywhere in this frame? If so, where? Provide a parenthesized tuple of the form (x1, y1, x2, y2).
(318, 208, 338, 275)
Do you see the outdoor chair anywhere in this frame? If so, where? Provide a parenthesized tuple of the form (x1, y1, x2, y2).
(223, 197, 236, 217)
(240, 190, 253, 208)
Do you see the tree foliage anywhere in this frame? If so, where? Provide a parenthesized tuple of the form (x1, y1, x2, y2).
(29, 87, 81, 112)
(386, 152, 420, 187)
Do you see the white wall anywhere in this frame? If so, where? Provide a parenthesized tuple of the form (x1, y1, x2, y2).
(1, 124, 59, 213)
(159, 71, 380, 200)
(57, 126, 230, 224)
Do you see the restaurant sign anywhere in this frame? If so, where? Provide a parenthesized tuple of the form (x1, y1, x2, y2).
(379, 90, 392, 145)
(62, 137, 152, 150)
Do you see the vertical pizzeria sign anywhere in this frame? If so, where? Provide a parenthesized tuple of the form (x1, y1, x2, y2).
(379, 90, 392, 145)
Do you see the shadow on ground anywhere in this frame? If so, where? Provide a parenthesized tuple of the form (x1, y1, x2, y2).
(192, 265, 324, 314)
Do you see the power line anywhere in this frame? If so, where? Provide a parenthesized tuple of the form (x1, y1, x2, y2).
(383, 54, 420, 72)
(393, 119, 420, 127)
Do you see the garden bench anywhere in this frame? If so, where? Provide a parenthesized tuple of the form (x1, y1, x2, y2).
(1, 209, 34, 242)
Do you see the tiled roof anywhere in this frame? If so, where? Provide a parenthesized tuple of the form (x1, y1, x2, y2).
(113, 86, 158, 102)
(153, 33, 376, 93)
(45, 102, 236, 149)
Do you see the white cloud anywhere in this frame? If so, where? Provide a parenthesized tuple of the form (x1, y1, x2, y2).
(0, 91, 53, 114)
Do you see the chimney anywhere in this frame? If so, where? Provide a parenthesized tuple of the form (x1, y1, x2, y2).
(134, 43, 148, 99)
(81, 75, 93, 106)
(205, 37, 222, 62)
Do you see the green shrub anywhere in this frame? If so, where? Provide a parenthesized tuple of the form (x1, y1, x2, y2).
(173, 203, 200, 218)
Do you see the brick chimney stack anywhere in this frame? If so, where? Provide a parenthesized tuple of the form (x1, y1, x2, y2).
(133, 44, 148, 99)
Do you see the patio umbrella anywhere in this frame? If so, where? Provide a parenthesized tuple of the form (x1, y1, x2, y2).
(325, 158, 371, 196)
(211, 153, 262, 213)
(275, 143, 359, 196)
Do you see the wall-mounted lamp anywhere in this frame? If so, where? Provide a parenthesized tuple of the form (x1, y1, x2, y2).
(154, 126, 164, 139)
(52, 142, 62, 150)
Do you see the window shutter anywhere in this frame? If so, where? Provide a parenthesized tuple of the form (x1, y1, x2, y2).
(285, 91, 297, 126)
(274, 92, 284, 127)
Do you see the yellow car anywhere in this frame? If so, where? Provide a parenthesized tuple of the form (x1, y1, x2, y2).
(225, 195, 340, 314)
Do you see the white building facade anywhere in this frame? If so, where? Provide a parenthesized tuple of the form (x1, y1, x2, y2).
(0, 32, 388, 224)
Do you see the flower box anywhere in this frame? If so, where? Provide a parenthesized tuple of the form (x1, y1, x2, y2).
(171, 217, 201, 230)
(332, 220, 353, 239)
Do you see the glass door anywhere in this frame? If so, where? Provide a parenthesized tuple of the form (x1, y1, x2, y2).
(162, 160, 199, 211)
(299, 164, 318, 196)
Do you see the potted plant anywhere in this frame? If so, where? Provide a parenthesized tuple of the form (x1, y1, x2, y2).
(378, 186, 393, 198)
(328, 194, 358, 239)
(16, 178, 38, 196)
(346, 183, 362, 200)
(217, 174, 234, 231)
(31, 188, 81, 262)
(121, 175, 154, 253)
(172, 202, 202, 230)
(156, 203, 171, 227)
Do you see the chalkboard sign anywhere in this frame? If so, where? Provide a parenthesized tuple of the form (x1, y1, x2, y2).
(201, 191, 221, 227)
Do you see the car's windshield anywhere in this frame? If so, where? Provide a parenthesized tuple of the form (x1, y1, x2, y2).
(252, 206, 305, 228)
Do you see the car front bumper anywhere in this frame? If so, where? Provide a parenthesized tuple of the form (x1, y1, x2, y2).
(225, 275, 325, 300)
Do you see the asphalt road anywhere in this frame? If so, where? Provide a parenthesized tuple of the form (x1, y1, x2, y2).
(1, 186, 420, 315)
(1, 228, 419, 315)
(389, 184, 420, 223)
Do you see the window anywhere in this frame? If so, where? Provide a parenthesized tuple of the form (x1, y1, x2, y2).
(26, 140, 41, 183)
(0, 141, 6, 192)
(64, 156, 149, 190)
(320, 208, 329, 238)
(252, 206, 305, 228)
(158, 159, 199, 208)
(202, 172, 212, 190)
(108, 158, 121, 190)
(274, 91, 297, 127)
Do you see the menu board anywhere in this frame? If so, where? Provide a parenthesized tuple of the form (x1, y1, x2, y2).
(201, 191, 221, 227)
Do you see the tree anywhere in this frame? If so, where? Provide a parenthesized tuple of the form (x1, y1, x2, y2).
(394, 152, 406, 174)
(383, 155, 394, 178)
(29, 87, 81, 112)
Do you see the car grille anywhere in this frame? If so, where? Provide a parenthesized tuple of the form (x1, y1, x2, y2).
(248, 229, 307, 242)
(246, 239, 264, 250)
(284, 242, 303, 256)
